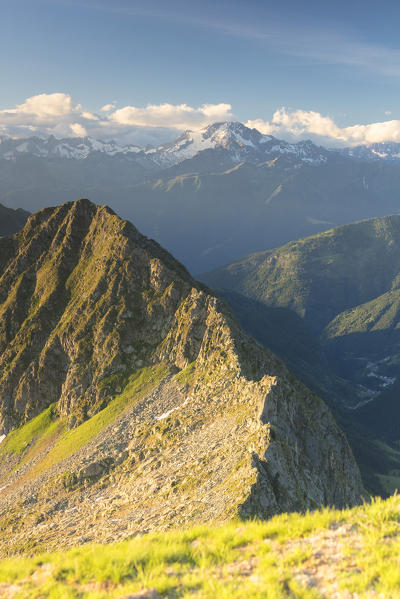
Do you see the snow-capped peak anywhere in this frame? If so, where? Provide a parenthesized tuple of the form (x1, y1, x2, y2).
(0, 135, 142, 160)
(146, 121, 328, 167)
(340, 142, 400, 162)
(0, 122, 330, 167)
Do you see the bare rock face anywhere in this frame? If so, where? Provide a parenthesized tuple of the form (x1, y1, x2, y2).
(0, 199, 194, 431)
(0, 199, 363, 555)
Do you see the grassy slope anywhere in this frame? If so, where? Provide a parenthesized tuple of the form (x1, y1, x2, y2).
(0, 364, 170, 478)
(1, 495, 400, 598)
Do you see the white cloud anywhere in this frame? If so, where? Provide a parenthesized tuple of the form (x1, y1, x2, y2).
(15, 92, 76, 117)
(247, 108, 400, 146)
(0, 93, 84, 138)
(110, 102, 234, 129)
(81, 111, 98, 121)
(3, 93, 400, 148)
(70, 123, 87, 136)
(101, 103, 116, 112)
(0, 94, 234, 145)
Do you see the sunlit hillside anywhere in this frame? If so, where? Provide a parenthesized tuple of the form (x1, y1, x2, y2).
(1, 495, 400, 598)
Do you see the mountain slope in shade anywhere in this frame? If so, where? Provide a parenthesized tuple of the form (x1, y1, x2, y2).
(201, 214, 400, 335)
(212, 289, 400, 497)
(200, 215, 400, 494)
(0, 199, 362, 556)
(0, 203, 29, 236)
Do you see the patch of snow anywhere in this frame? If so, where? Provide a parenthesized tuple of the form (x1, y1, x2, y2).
(154, 397, 190, 421)
(372, 149, 388, 158)
(0, 136, 142, 160)
(0, 434, 5, 445)
(16, 142, 29, 153)
(348, 396, 377, 410)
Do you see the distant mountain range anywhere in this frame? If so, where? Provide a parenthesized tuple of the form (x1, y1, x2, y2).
(3, 122, 400, 164)
(4, 121, 400, 272)
(340, 142, 400, 162)
(0, 122, 330, 166)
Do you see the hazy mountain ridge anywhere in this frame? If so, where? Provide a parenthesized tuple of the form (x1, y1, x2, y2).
(202, 215, 400, 333)
(341, 142, 400, 161)
(0, 203, 29, 236)
(201, 214, 400, 393)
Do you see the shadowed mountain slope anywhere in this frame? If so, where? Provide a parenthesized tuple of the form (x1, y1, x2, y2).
(201, 216, 400, 495)
(0, 203, 29, 236)
(201, 214, 400, 334)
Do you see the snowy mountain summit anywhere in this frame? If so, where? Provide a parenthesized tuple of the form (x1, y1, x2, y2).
(341, 142, 400, 162)
(0, 122, 330, 167)
(149, 121, 330, 166)
(0, 135, 141, 160)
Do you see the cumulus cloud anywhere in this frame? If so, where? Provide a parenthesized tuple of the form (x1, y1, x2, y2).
(110, 102, 233, 129)
(246, 108, 400, 146)
(15, 92, 76, 117)
(101, 103, 116, 112)
(3, 93, 400, 148)
(0, 93, 234, 145)
(70, 123, 88, 136)
(0, 93, 85, 138)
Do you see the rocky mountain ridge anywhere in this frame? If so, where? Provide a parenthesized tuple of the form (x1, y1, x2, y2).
(0, 122, 331, 167)
(341, 141, 400, 161)
(6, 122, 400, 166)
(0, 134, 142, 160)
(0, 199, 362, 555)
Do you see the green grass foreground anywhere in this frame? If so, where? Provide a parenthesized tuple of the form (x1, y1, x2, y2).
(2, 495, 400, 598)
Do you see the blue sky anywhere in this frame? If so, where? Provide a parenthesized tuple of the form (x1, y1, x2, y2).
(2, 0, 400, 145)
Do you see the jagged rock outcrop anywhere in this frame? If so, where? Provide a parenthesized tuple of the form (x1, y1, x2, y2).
(0, 200, 362, 555)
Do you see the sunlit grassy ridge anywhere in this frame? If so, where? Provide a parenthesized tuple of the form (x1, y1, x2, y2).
(0, 364, 170, 477)
(1, 495, 400, 598)
(0, 405, 57, 456)
(37, 363, 170, 473)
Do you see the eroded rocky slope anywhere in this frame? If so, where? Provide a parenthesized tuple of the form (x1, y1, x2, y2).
(0, 200, 362, 555)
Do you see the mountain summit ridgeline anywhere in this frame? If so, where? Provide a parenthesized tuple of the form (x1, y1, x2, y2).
(0, 199, 362, 555)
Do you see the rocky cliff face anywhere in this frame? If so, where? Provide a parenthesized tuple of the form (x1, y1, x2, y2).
(0, 200, 362, 555)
